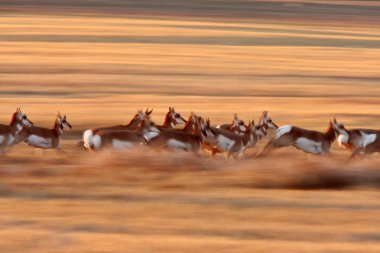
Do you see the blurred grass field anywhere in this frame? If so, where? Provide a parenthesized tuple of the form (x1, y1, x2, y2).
(1, 0, 380, 252)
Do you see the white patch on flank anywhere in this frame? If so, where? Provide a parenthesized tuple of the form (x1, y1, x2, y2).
(360, 132, 377, 148)
(294, 137, 322, 154)
(337, 134, 349, 146)
(83, 130, 93, 149)
(112, 139, 134, 149)
(144, 131, 160, 141)
(170, 122, 175, 128)
(276, 125, 292, 139)
(167, 139, 191, 150)
(92, 135, 102, 150)
(217, 135, 235, 151)
(216, 125, 221, 129)
(27, 135, 52, 148)
(0, 135, 5, 144)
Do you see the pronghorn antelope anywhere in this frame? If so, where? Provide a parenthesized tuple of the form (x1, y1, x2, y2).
(332, 118, 380, 158)
(206, 119, 262, 159)
(258, 111, 279, 137)
(158, 107, 186, 129)
(258, 121, 336, 157)
(206, 111, 277, 156)
(22, 112, 72, 149)
(146, 117, 215, 153)
(217, 114, 247, 134)
(83, 108, 152, 149)
(90, 117, 160, 150)
(158, 112, 200, 135)
(0, 108, 33, 152)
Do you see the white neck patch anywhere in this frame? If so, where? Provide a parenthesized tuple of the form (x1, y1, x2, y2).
(276, 125, 292, 139)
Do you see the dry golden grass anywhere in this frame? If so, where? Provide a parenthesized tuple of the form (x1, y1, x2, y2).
(1, 1, 380, 252)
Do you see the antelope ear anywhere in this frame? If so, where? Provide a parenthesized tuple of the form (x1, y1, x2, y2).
(148, 108, 153, 115)
(333, 117, 337, 123)
(234, 113, 238, 119)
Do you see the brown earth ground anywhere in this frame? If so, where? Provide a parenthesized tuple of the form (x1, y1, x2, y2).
(0, 1, 380, 252)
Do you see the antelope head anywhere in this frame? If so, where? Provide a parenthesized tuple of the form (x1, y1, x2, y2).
(260, 111, 278, 129)
(254, 123, 266, 139)
(186, 112, 199, 131)
(57, 112, 72, 130)
(332, 118, 349, 145)
(245, 120, 259, 147)
(169, 107, 186, 125)
(136, 109, 146, 121)
(231, 113, 247, 133)
(199, 117, 216, 140)
(15, 107, 33, 127)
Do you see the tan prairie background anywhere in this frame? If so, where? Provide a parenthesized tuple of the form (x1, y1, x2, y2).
(1, 1, 380, 253)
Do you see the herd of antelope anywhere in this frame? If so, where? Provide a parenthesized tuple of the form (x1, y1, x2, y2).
(1, 107, 380, 159)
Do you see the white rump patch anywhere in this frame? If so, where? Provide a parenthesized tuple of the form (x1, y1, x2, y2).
(216, 135, 235, 152)
(112, 139, 134, 149)
(337, 134, 349, 146)
(276, 125, 292, 139)
(360, 132, 377, 148)
(167, 139, 191, 150)
(216, 125, 221, 129)
(27, 135, 52, 148)
(83, 130, 93, 149)
(294, 137, 322, 154)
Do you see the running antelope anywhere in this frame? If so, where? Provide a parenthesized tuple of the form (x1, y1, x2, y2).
(146, 117, 215, 154)
(23, 112, 72, 149)
(332, 118, 380, 158)
(83, 108, 152, 149)
(0, 108, 33, 152)
(90, 117, 160, 150)
(158, 107, 186, 130)
(206, 111, 277, 156)
(217, 114, 247, 134)
(258, 121, 336, 157)
(205, 119, 263, 159)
